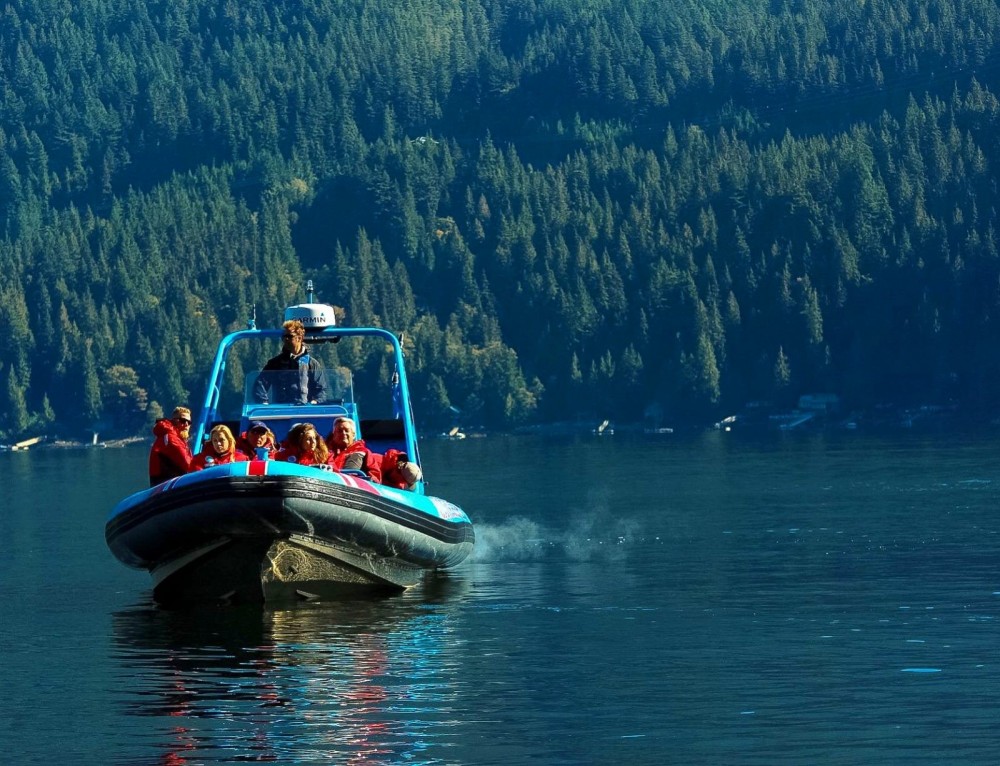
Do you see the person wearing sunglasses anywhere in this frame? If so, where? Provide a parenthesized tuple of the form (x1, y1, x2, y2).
(236, 420, 278, 459)
(252, 319, 328, 405)
(148, 406, 194, 486)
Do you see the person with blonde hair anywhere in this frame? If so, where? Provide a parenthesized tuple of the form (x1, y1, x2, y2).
(148, 406, 194, 486)
(275, 422, 334, 468)
(190, 424, 249, 471)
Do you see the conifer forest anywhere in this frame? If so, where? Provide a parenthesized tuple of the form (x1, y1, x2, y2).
(2, 0, 1000, 438)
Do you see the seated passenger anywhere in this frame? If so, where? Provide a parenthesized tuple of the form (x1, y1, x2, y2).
(326, 417, 382, 482)
(275, 422, 335, 468)
(149, 406, 194, 486)
(237, 420, 277, 459)
(252, 319, 328, 404)
(190, 424, 249, 470)
(381, 448, 423, 491)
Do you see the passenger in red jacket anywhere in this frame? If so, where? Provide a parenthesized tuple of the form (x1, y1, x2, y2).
(326, 417, 382, 482)
(381, 448, 423, 491)
(149, 406, 194, 486)
(237, 420, 278, 459)
(275, 422, 335, 468)
(190, 424, 249, 471)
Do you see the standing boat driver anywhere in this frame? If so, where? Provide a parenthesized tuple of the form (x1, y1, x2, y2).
(252, 319, 328, 405)
(149, 406, 194, 486)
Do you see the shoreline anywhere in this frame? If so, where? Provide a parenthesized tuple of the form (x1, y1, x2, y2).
(2, 403, 993, 452)
(43, 436, 147, 450)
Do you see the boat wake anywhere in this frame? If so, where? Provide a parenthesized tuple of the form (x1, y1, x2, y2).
(471, 512, 647, 563)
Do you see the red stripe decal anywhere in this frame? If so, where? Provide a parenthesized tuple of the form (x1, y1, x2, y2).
(341, 473, 380, 495)
(248, 460, 269, 476)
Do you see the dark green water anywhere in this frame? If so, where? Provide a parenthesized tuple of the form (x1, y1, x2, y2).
(3, 431, 1000, 764)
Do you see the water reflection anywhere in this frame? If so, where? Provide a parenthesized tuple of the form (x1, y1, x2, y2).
(111, 573, 471, 764)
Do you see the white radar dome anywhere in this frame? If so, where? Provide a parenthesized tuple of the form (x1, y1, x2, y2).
(284, 303, 336, 329)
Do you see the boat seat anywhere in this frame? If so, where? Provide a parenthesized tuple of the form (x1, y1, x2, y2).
(360, 418, 408, 456)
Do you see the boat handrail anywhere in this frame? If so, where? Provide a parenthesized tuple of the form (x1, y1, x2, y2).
(238, 403, 356, 445)
(195, 323, 417, 464)
(244, 404, 350, 420)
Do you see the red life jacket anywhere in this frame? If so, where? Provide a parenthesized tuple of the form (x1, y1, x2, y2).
(274, 445, 334, 468)
(330, 439, 383, 483)
(380, 448, 411, 489)
(190, 449, 249, 471)
(236, 430, 277, 459)
(149, 419, 193, 486)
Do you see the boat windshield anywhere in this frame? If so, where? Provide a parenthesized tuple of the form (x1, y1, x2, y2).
(242, 367, 353, 407)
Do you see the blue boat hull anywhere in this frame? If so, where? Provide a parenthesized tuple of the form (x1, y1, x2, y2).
(106, 461, 475, 605)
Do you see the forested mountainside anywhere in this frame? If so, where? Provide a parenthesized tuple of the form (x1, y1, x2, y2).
(2, 0, 1000, 439)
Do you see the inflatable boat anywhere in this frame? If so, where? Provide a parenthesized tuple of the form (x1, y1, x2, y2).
(106, 285, 475, 605)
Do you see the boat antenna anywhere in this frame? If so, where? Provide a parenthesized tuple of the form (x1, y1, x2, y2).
(247, 303, 257, 330)
(306, 279, 315, 304)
